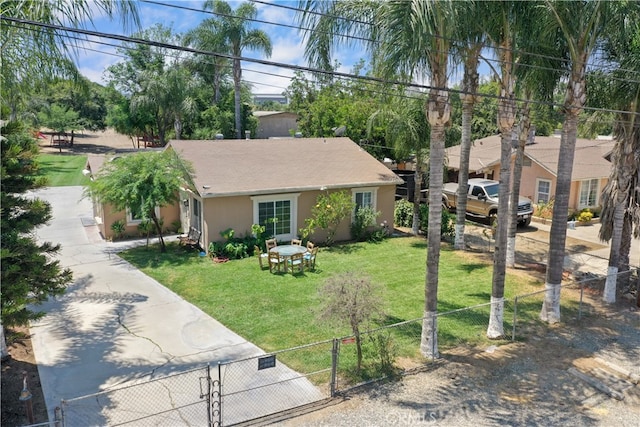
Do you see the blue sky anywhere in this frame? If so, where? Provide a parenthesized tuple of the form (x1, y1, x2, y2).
(75, 0, 365, 95)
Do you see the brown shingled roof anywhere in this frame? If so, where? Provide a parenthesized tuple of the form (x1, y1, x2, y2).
(168, 137, 403, 198)
(446, 135, 614, 180)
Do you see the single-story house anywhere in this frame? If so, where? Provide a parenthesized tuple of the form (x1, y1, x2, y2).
(253, 111, 299, 138)
(85, 154, 181, 240)
(445, 135, 615, 212)
(167, 137, 403, 250)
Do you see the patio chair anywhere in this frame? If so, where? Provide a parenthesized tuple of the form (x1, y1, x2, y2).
(306, 241, 315, 252)
(304, 247, 318, 270)
(268, 251, 284, 273)
(255, 245, 268, 269)
(287, 252, 305, 274)
(291, 238, 302, 246)
(265, 238, 277, 251)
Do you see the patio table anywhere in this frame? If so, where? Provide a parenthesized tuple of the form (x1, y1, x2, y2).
(269, 245, 308, 273)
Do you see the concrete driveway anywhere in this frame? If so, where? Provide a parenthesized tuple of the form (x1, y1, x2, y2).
(30, 187, 323, 425)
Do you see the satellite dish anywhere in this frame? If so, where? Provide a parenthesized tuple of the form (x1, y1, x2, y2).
(333, 125, 346, 137)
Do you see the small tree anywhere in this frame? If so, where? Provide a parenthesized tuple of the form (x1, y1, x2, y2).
(85, 150, 193, 252)
(317, 272, 384, 373)
(301, 190, 354, 246)
(1, 123, 73, 329)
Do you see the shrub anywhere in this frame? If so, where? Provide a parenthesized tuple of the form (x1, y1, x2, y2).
(351, 206, 380, 242)
(418, 205, 455, 239)
(110, 219, 125, 239)
(577, 208, 593, 223)
(534, 198, 554, 219)
(394, 199, 413, 228)
(301, 191, 355, 246)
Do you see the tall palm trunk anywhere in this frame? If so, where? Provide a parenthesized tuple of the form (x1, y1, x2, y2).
(420, 65, 449, 359)
(506, 99, 531, 267)
(454, 47, 480, 250)
(233, 56, 242, 139)
(487, 46, 515, 339)
(541, 60, 587, 322)
(412, 161, 424, 235)
(603, 201, 625, 302)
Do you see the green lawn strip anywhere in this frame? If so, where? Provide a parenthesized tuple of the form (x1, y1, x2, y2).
(121, 237, 543, 365)
(37, 154, 89, 186)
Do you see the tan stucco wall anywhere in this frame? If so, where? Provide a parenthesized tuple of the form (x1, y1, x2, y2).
(201, 196, 255, 247)
(201, 185, 397, 250)
(97, 202, 180, 240)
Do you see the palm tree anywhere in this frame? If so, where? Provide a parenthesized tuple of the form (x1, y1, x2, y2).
(204, 0, 272, 139)
(297, 0, 456, 358)
(506, 18, 566, 268)
(1, 1, 139, 119)
(597, 3, 640, 303)
(452, 3, 484, 251)
(368, 93, 430, 235)
(183, 18, 232, 106)
(540, 0, 612, 322)
(482, 0, 531, 338)
(376, 1, 455, 358)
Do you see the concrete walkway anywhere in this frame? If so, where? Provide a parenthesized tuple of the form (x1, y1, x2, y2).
(30, 187, 323, 425)
(531, 219, 640, 275)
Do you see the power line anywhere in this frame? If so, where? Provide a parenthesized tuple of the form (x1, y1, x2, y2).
(144, 0, 640, 82)
(3, 15, 638, 118)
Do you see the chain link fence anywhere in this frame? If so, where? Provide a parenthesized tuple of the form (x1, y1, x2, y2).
(52, 269, 637, 426)
(218, 340, 332, 425)
(512, 268, 639, 340)
(60, 366, 211, 426)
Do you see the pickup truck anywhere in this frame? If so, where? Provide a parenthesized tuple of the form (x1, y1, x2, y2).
(442, 178, 533, 226)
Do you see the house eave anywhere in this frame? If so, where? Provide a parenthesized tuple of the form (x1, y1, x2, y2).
(199, 180, 402, 198)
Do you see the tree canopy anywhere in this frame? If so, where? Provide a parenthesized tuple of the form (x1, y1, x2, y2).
(0, 123, 73, 327)
(85, 150, 193, 252)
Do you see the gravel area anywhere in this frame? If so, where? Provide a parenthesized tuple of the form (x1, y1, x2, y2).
(272, 302, 639, 427)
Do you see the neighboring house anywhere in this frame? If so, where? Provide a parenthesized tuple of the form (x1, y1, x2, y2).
(445, 135, 615, 212)
(167, 137, 403, 250)
(85, 154, 181, 240)
(253, 111, 299, 139)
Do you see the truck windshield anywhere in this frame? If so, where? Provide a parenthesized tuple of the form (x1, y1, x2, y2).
(485, 184, 499, 198)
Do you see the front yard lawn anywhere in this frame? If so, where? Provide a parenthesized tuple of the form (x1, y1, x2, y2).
(120, 236, 543, 354)
(37, 154, 89, 186)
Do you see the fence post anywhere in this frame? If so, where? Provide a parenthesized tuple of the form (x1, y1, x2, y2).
(54, 406, 62, 427)
(330, 338, 339, 397)
(217, 363, 222, 427)
(206, 365, 212, 427)
(579, 281, 584, 320)
(512, 296, 518, 342)
(431, 313, 437, 361)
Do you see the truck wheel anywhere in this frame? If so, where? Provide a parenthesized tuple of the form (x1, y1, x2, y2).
(519, 216, 532, 227)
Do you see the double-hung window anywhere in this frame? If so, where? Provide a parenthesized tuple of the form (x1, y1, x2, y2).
(126, 198, 159, 225)
(252, 193, 299, 241)
(579, 178, 599, 208)
(352, 187, 377, 222)
(536, 179, 551, 204)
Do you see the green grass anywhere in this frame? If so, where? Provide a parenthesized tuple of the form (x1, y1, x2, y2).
(120, 237, 544, 357)
(37, 154, 89, 186)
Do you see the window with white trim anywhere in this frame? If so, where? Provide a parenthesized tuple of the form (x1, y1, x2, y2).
(579, 178, 599, 208)
(352, 187, 377, 221)
(126, 199, 159, 225)
(252, 193, 299, 240)
(536, 179, 551, 204)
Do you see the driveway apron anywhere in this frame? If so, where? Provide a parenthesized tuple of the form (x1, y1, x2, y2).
(30, 187, 323, 425)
